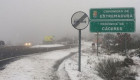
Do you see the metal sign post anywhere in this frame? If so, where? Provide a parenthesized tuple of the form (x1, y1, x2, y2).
(124, 33, 127, 55)
(78, 30, 81, 71)
(71, 11, 89, 72)
(124, 34, 127, 55)
(97, 32, 99, 56)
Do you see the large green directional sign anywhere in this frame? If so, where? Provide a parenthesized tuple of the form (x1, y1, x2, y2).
(90, 8, 135, 32)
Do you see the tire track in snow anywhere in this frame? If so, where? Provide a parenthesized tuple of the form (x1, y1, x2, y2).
(52, 52, 77, 80)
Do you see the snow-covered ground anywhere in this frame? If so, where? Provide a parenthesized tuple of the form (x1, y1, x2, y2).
(0, 46, 77, 80)
(0, 41, 140, 80)
(31, 44, 64, 48)
(58, 41, 140, 80)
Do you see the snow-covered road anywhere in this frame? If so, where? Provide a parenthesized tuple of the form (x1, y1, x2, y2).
(0, 47, 78, 80)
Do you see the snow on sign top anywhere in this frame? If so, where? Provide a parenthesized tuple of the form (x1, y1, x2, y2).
(71, 11, 89, 30)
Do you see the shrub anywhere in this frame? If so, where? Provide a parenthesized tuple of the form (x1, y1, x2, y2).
(95, 58, 137, 80)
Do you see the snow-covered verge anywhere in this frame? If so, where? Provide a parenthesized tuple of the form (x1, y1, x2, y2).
(0, 47, 77, 80)
(59, 41, 140, 80)
(31, 44, 64, 48)
(132, 56, 140, 80)
(0, 41, 140, 80)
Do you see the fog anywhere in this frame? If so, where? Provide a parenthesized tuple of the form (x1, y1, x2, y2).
(0, 0, 140, 45)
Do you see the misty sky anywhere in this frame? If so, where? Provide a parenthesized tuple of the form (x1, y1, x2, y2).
(0, 0, 140, 45)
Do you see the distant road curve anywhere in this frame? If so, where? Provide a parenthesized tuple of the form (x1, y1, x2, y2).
(0, 44, 77, 70)
(0, 44, 76, 61)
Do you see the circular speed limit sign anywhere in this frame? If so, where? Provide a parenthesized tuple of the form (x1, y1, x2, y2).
(71, 11, 89, 30)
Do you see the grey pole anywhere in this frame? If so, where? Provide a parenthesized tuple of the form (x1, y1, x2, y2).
(97, 32, 99, 56)
(125, 33, 127, 55)
(78, 30, 81, 72)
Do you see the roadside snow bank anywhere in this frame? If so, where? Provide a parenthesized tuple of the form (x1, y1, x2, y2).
(31, 44, 64, 48)
(132, 56, 140, 80)
(62, 41, 105, 80)
(64, 53, 126, 80)
(61, 41, 140, 80)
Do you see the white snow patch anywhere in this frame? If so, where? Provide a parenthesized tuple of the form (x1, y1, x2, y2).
(31, 44, 64, 48)
(39, 48, 77, 60)
(63, 53, 126, 80)
(61, 41, 140, 80)
(0, 47, 77, 80)
(132, 56, 140, 80)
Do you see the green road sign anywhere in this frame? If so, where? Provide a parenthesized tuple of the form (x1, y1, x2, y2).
(90, 8, 135, 32)
(90, 21, 135, 32)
